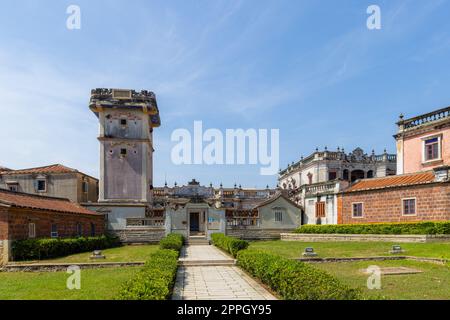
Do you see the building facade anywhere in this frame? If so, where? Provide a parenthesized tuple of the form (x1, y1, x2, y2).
(155, 180, 301, 241)
(279, 148, 397, 225)
(338, 167, 450, 224)
(395, 106, 450, 174)
(0, 189, 105, 265)
(0, 164, 98, 203)
(340, 106, 450, 224)
(84, 88, 164, 241)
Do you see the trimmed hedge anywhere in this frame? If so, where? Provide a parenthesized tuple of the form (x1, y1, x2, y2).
(295, 222, 450, 235)
(237, 250, 364, 300)
(116, 249, 179, 300)
(159, 233, 184, 252)
(12, 235, 121, 261)
(211, 233, 249, 257)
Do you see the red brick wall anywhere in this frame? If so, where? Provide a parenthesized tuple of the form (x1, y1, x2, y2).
(0, 207, 8, 240)
(7, 207, 105, 240)
(340, 183, 450, 224)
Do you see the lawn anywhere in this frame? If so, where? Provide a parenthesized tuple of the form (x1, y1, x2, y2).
(0, 267, 140, 300)
(13, 244, 159, 264)
(314, 260, 450, 300)
(249, 240, 450, 259)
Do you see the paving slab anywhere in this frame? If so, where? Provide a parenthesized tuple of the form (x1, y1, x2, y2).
(173, 245, 276, 300)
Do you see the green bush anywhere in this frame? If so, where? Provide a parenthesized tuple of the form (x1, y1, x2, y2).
(211, 233, 249, 257)
(12, 235, 121, 261)
(237, 250, 364, 300)
(295, 221, 450, 235)
(116, 249, 179, 300)
(159, 233, 184, 252)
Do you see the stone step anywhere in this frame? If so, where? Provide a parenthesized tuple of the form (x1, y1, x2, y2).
(179, 259, 236, 266)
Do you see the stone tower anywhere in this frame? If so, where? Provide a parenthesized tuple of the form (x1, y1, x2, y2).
(89, 88, 161, 204)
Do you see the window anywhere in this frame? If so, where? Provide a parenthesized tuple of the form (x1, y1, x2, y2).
(315, 202, 326, 218)
(90, 223, 96, 237)
(77, 223, 83, 237)
(275, 211, 283, 222)
(424, 137, 440, 162)
(51, 224, 58, 238)
(328, 172, 337, 180)
(36, 179, 46, 192)
(120, 119, 127, 126)
(8, 184, 18, 192)
(403, 198, 416, 215)
(352, 203, 363, 218)
(82, 181, 88, 193)
(120, 148, 127, 156)
(28, 223, 36, 238)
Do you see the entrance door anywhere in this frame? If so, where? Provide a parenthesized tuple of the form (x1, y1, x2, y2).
(189, 212, 200, 232)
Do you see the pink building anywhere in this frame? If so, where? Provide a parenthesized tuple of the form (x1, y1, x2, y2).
(395, 106, 450, 174)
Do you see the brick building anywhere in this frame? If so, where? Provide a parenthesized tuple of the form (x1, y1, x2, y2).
(0, 189, 105, 265)
(338, 106, 450, 225)
(338, 167, 450, 224)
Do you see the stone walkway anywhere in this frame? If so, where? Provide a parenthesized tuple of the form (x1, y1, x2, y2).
(173, 245, 276, 300)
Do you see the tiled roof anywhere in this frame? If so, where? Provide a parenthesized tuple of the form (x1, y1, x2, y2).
(0, 189, 99, 215)
(254, 192, 303, 209)
(0, 166, 12, 172)
(0, 164, 78, 175)
(345, 171, 436, 193)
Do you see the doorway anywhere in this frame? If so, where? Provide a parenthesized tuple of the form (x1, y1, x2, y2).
(189, 212, 200, 232)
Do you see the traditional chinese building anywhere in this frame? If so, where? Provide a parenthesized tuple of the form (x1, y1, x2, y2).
(279, 147, 397, 225)
(153, 180, 302, 241)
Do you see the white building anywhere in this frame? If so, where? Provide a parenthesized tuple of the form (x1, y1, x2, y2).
(278, 147, 397, 225)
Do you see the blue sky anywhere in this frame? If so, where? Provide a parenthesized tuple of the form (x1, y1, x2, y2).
(1, 0, 450, 188)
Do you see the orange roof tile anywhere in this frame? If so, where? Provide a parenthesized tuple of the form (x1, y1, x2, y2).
(0, 189, 99, 216)
(0, 164, 78, 175)
(345, 171, 436, 193)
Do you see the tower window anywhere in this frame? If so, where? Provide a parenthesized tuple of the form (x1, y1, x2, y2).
(120, 119, 127, 126)
(120, 148, 127, 156)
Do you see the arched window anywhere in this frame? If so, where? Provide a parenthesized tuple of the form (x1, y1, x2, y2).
(367, 170, 374, 178)
(343, 169, 349, 181)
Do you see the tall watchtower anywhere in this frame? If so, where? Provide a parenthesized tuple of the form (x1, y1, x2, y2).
(89, 88, 161, 204)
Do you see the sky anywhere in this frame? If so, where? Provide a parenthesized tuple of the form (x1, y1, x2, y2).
(1, 0, 450, 188)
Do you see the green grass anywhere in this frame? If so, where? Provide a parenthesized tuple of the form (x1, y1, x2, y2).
(314, 260, 450, 300)
(249, 240, 450, 259)
(13, 244, 159, 264)
(0, 267, 140, 300)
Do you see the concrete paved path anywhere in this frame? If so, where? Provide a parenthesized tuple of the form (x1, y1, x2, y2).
(173, 245, 276, 300)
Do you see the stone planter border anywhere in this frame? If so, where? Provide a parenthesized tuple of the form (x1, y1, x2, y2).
(281, 233, 450, 243)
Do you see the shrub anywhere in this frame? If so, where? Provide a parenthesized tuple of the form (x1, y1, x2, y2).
(159, 233, 184, 252)
(12, 235, 121, 261)
(211, 233, 249, 257)
(295, 221, 450, 235)
(116, 249, 179, 300)
(237, 250, 364, 300)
